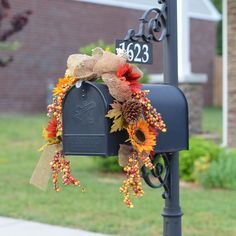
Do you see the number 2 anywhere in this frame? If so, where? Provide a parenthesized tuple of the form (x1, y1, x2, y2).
(134, 43, 142, 62)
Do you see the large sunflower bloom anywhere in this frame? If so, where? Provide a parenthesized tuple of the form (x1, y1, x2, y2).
(127, 119, 156, 153)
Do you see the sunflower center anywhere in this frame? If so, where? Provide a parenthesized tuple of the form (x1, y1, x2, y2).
(134, 129, 146, 144)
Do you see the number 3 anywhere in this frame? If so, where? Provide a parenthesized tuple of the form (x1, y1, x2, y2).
(142, 45, 149, 63)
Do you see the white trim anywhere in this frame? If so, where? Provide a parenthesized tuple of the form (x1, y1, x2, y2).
(189, 12, 221, 22)
(222, 0, 228, 147)
(76, 0, 221, 21)
(203, 0, 222, 20)
(178, 0, 192, 82)
(77, 0, 149, 11)
(188, 0, 221, 21)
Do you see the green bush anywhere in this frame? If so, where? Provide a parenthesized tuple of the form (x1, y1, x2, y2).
(196, 149, 236, 190)
(94, 156, 122, 173)
(79, 40, 115, 55)
(179, 137, 222, 181)
(95, 137, 222, 175)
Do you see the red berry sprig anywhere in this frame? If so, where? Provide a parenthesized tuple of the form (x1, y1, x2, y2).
(50, 150, 81, 192)
(50, 151, 61, 192)
(120, 151, 144, 208)
(140, 154, 154, 170)
(60, 155, 80, 186)
(132, 90, 167, 133)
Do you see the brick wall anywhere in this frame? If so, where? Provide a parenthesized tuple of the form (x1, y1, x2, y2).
(0, 0, 217, 113)
(228, 0, 236, 147)
(190, 19, 217, 106)
(179, 83, 204, 135)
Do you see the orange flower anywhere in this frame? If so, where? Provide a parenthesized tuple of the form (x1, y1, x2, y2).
(53, 76, 74, 96)
(127, 119, 156, 153)
(46, 117, 57, 139)
(117, 63, 141, 92)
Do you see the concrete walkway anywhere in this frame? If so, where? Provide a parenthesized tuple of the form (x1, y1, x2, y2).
(0, 217, 109, 236)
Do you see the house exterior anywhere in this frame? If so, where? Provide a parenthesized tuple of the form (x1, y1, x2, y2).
(0, 0, 220, 113)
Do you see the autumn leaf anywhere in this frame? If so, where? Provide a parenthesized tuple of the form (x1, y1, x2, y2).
(106, 101, 125, 133)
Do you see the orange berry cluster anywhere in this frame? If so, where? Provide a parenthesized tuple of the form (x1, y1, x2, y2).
(50, 151, 61, 192)
(132, 90, 166, 133)
(50, 150, 81, 192)
(47, 77, 75, 133)
(120, 151, 144, 208)
(47, 77, 81, 192)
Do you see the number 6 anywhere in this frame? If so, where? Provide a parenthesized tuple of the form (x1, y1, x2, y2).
(127, 43, 134, 61)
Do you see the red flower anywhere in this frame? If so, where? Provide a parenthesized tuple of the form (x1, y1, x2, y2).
(117, 63, 141, 92)
(46, 117, 57, 139)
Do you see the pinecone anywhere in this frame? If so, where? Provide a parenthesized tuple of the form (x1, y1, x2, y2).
(122, 99, 142, 124)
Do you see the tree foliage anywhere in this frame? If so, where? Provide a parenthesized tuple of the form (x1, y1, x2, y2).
(211, 0, 222, 55)
(0, 0, 31, 67)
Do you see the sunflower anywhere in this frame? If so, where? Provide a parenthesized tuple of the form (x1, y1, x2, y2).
(127, 119, 156, 153)
(53, 76, 74, 96)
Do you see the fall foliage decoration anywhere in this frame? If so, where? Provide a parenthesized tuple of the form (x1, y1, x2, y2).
(34, 47, 166, 208)
(105, 100, 125, 133)
(127, 119, 157, 154)
(122, 98, 142, 124)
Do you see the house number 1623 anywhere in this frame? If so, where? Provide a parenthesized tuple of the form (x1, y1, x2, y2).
(116, 40, 153, 65)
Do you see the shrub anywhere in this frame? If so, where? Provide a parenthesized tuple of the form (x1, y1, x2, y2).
(94, 156, 122, 173)
(196, 149, 236, 190)
(79, 40, 115, 55)
(95, 137, 222, 175)
(179, 137, 222, 181)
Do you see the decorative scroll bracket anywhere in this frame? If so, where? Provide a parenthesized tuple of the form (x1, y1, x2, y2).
(141, 153, 171, 199)
(124, 0, 168, 43)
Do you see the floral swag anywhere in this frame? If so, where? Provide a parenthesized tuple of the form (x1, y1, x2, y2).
(37, 48, 166, 208)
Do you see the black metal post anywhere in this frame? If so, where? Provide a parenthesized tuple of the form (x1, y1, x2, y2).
(162, 152, 182, 236)
(164, 0, 178, 87)
(163, 1, 183, 236)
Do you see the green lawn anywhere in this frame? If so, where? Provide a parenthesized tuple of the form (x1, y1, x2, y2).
(0, 115, 235, 236)
(203, 106, 222, 137)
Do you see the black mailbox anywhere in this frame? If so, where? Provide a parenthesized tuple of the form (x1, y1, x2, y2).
(62, 81, 188, 156)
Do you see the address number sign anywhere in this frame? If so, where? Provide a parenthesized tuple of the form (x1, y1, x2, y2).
(116, 40, 153, 65)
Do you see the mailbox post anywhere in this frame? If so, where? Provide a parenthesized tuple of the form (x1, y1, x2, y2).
(163, 1, 183, 236)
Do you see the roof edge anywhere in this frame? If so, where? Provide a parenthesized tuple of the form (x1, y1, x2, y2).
(76, 0, 221, 21)
(189, 0, 221, 22)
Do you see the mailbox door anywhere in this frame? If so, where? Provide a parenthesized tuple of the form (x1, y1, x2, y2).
(62, 82, 109, 156)
(62, 82, 127, 156)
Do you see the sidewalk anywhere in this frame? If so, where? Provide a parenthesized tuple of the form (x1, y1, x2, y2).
(0, 217, 110, 236)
